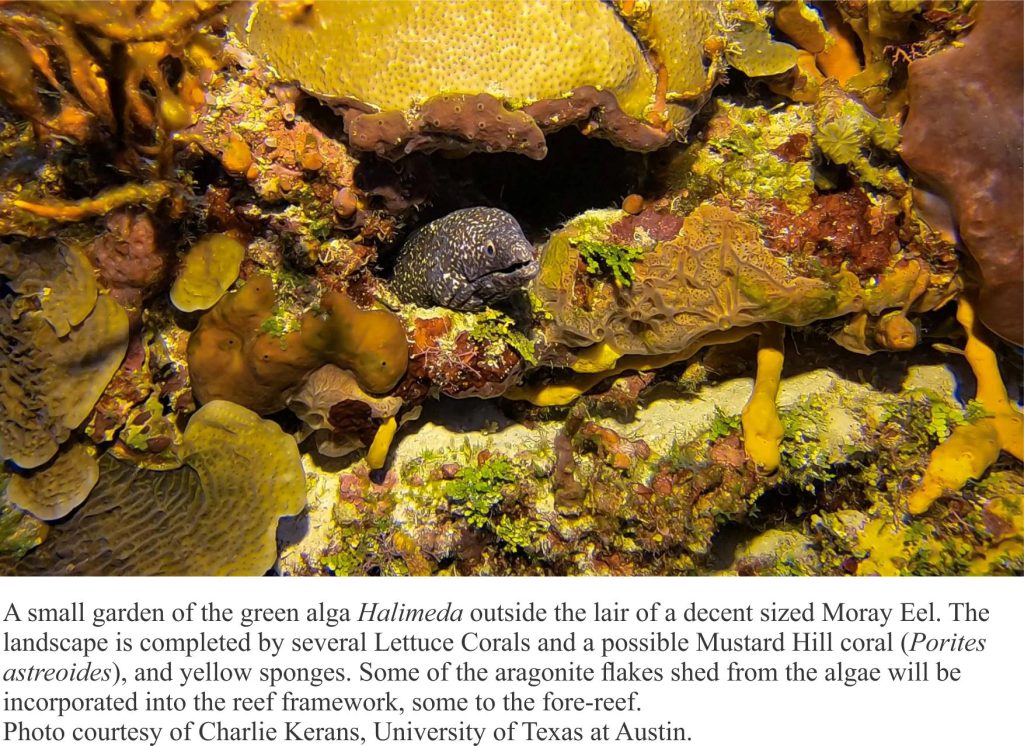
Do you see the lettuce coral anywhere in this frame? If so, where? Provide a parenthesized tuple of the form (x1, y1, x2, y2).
(0, 241, 97, 336)
(4, 441, 98, 521)
(1, 281, 128, 470)
(4, 400, 306, 576)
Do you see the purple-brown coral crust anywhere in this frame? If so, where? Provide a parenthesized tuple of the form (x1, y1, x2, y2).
(85, 210, 172, 320)
(522, 86, 673, 152)
(609, 208, 685, 244)
(347, 94, 548, 161)
(760, 189, 898, 277)
(402, 316, 523, 401)
(342, 86, 680, 161)
(900, 2, 1024, 344)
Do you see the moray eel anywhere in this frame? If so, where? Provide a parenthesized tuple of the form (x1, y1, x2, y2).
(391, 207, 539, 311)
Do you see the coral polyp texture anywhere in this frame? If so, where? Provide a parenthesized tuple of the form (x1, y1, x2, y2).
(0, 0, 1020, 575)
(234, 0, 723, 158)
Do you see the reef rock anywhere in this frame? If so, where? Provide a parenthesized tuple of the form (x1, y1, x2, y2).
(900, 2, 1024, 345)
(532, 202, 956, 361)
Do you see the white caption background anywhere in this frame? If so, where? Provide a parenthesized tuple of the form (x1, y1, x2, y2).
(0, 577, 1020, 746)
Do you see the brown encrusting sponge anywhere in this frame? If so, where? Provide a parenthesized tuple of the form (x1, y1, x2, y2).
(900, 1, 1024, 345)
(187, 276, 409, 414)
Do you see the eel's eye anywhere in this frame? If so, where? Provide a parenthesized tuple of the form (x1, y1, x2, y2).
(484, 241, 495, 257)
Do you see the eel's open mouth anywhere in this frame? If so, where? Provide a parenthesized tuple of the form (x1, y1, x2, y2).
(481, 258, 539, 281)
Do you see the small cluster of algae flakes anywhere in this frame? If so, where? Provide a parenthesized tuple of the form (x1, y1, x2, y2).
(690, 100, 815, 210)
(279, 363, 982, 576)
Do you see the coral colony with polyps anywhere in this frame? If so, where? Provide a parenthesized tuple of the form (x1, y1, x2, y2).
(0, 1, 1020, 576)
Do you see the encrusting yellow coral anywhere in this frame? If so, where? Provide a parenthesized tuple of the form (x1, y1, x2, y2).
(908, 297, 1024, 514)
(741, 324, 785, 472)
(170, 233, 245, 313)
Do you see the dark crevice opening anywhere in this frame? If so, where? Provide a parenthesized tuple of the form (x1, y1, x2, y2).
(373, 127, 660, 247)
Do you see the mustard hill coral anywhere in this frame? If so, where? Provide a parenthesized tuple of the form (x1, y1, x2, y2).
(235, 0, 719, 158)
(900, 1, 1024, 345)
(170, 233, 245, 312)
(188, 276, 408, 414)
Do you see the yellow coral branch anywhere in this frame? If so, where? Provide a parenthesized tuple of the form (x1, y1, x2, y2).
(908, 296, 1023, 514)
(741, 324, 785, 472)
(366, 417, 398, 470)
(505, 327, 762, 407)
(10, 182, 172, 221)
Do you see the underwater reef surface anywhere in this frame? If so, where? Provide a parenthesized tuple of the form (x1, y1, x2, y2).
(0, 1, 1020, 576)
